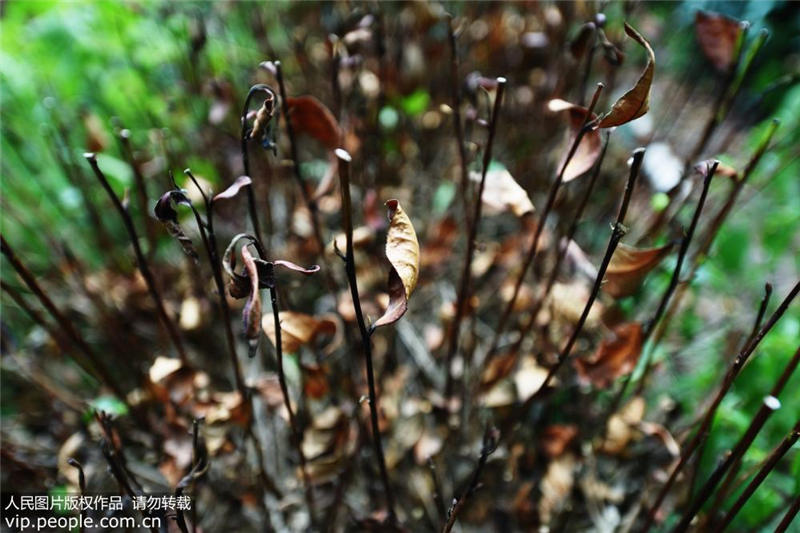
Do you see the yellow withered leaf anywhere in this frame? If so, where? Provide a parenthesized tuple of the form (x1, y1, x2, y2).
(603, 242, 674, 298)
(598, 23, 655, 128)
(372, 200, 420, 329)
(263, 311, 337, 354)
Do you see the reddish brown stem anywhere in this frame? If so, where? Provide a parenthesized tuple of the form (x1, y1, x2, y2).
(775, 493, 800, 533)
(336, 149, 396, 520)
(0, 236, 125, 400)
(267, 277, 316, 524)
(86, 153, 189, 365)
(485, 83, 603, 365)
(642, 280, 799, 531)
(443, 77, 506, 400)
(506, 147, 645, 435)
(672, 346, 800, 532)
(713, 419, 800, 532)
(446, 15, 472, 231)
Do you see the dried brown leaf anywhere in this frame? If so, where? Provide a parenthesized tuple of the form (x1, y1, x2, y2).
(262, 311, 337, 354)
(372, 200, 420, 330)
(286, 95, 342, 151)
(603, 242, 674, 298)
(575, 322, 643, 388)
(547, 99, 601, 182)
(597, 23, 655, 128)
(695, 11, 743, 72)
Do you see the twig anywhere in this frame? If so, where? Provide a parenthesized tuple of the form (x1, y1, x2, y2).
(713, 419, 800, 532)
(85, 153, 189, 365)
(646, 161, 718, 339)
(336, 149, 396, 520)
(485, 83, 604, 366)
(446, 15, 472, 230)
(274, 62, 325, 255)
(183, 170, 245, 394)
(0, 236, 125, 401)
(67, 458, 86, 533)
(273, 61, 339, 295)
(179, 174, 280, 501)
(443, 76, 506, 400)
(506, 147, 645, 435)
(504, 129, 612, 360)
(672, 346, 800, 532)
(441, 427, 499, 533)
(240, 84, 278, 244)
(649, 119, 779, 349)
(603, 161, 717, 425)
(775, 493, 800, 533)
(641, 280, 799, 531)
(265, 261, 316, 525)
(692, 284, 772, 500)
(119, 128, 158, 255)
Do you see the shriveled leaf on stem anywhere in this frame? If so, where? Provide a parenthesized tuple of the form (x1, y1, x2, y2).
(575, 322, 643, 388)
(263, 311, 337, 354)
(547, 99, 601, 182)
(154, 190, 199, 262)
(240, 245, 262, 357)
(597, 23, 655, 128)
(602, 242, 674, 298)
(287, 96, 342, 151)
(696, 159, 738, 181)
(470, 163, 535, 216)
(695, 10, 744, 72)
(372, 200, 420, 330)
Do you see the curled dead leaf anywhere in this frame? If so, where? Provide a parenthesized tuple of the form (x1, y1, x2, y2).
(240, 245, 262, 357)
(598, 23, 655, 128)
(154, 190, 199, 262)
(603, 242, 674, 298)
(470, 165, 535, 217)
(575, 322, 643, 388)
(695, 11, 743, 72)
(696, 159, 738, 181)
(262, 311, 338, 354)
(547, 99, 601, 182)
(286, 96, 342, 151)
(372, 200, 420, 330)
